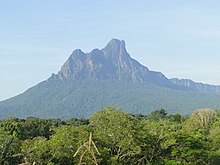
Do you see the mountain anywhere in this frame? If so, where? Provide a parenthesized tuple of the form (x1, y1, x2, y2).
(0, 39, 220, 119)
(58, 39, 175, 88)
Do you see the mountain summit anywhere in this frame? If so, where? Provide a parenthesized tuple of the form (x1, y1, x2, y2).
(58, 39, 173, 87)
(1, 39, 220, 119)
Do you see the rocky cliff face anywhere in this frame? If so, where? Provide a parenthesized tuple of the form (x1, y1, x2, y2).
(58, 39, 174, 87)
(170, 78, 220, 93)
(49, 38, 220, 93)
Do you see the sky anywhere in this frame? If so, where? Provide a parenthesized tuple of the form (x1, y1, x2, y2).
(1, 0, 220, 101)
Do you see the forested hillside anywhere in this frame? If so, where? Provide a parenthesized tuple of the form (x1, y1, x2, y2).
(1, 107, 220, 164)
(2, 79, 220, 119)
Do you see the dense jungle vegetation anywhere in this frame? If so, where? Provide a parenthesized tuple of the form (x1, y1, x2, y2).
(0, 107, 220, 165)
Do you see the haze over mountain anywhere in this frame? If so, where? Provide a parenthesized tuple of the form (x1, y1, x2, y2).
(1, 39, 220, 119)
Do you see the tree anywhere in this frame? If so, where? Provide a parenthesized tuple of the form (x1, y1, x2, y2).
(165, 133, 211, 164)
(184, 108, 216, 134)
(21, 117, 51, 139)
(48, 125, 90, 164)
(208, 120, 220, 164)
(0, 117, 24, 139)
(64, 118, 89, 126)
(21, 136, 50, 165)
(90, 107, 140, 164)
(136, 120, 178, 164)
(0, 129, 22, 164)
(147, 109, 167, 121)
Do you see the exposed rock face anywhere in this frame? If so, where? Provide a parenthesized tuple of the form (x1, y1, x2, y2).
(58, 39, 173, 87)
(170, 78, 220, 93)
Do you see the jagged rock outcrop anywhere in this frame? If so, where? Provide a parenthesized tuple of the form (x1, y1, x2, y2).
(58, 39, 174, 87)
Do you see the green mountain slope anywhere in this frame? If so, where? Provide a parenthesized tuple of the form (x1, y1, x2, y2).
(1, 77, 220, 119)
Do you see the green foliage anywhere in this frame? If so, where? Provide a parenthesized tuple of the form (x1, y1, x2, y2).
(21, 136, 50, 164)
(48, 125, 90, 164)
(166, 133, 210, 164)
(90, 107, 140, 164)
(135, 120, 178, 164)
(0, 129, 22, 165)
(64, 117, 89, 126)
(21, 117, 52, 139)
(0, 107, 220, 164)
(147, 108, 167, 121)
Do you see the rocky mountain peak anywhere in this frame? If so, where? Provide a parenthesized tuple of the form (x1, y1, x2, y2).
(58, 39, 174, 87)
(102, 38, 128, 59)
(104, 38, 126, 51)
